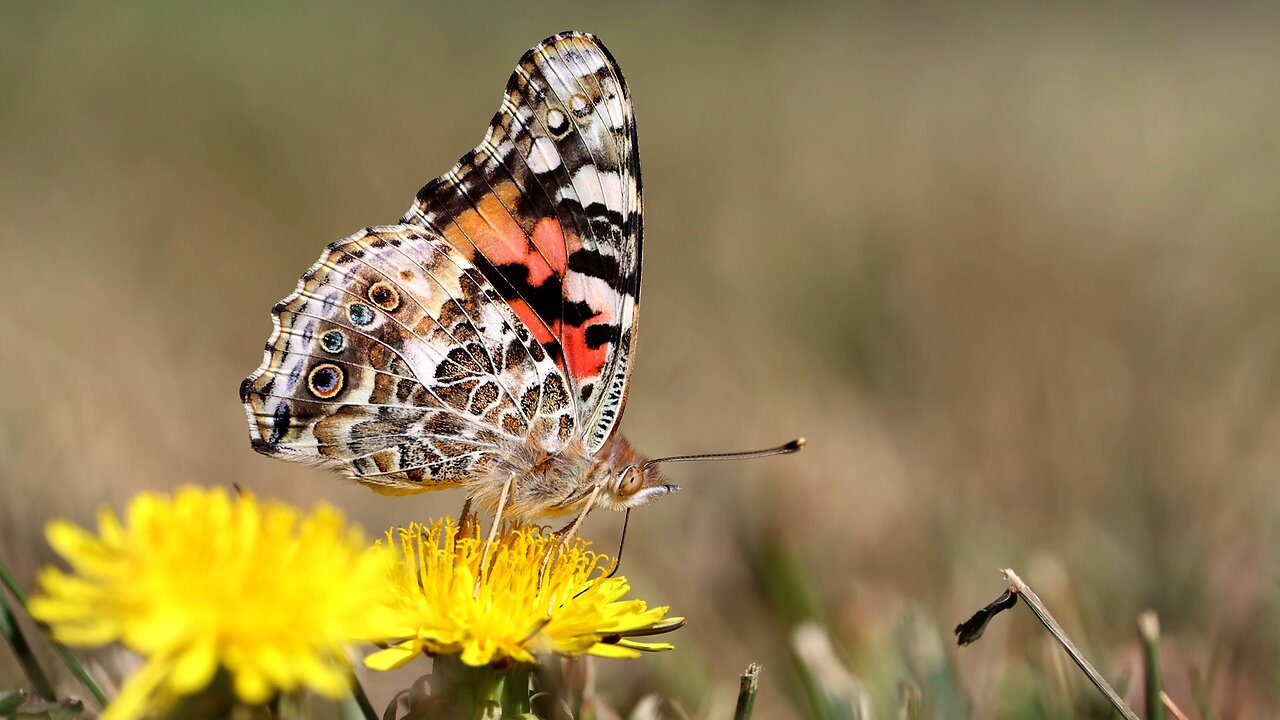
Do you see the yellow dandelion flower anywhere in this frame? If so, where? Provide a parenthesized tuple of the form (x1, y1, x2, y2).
(28, 486, 392, 719)
(364, 517, 683, 671)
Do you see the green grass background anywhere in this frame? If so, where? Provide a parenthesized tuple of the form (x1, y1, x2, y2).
(2, 2, 1279, 717)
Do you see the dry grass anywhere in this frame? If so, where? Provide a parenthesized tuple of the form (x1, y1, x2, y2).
(3, 2, 1279, 716)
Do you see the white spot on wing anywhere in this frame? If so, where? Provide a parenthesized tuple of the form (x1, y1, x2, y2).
(566, 166, 623, 209)
(577, 49, 607, 73)
(527, 137, 561, 174)
(546, 108, 569, 136)
(568, 274, 620, 316)
(599, 79, 627, 130)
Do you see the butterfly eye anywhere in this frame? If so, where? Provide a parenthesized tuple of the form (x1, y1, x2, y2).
(618, 467, 644, 497)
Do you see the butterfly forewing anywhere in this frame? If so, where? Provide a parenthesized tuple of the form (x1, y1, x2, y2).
(404, 31, 641, 453)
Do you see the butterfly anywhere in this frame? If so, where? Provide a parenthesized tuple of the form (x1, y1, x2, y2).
(240, 32, 800, 526)
(240, 31, 662, 523)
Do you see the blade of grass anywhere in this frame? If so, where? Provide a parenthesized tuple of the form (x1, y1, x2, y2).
(0, 588, 57, 699)
(1188, 669, 1217, 720)
(734, 663, 761, 720)
(898, 681, 923, 720)
(791, 622, 871, 720)
(0, 559, 110, 708)
(1137, 611, 1165, 720)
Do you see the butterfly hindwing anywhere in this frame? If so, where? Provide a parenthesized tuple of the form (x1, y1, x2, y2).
(241, 224, 575, 493)
(404, 31, 641, 454)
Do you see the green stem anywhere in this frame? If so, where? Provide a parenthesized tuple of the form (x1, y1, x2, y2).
(431, 655, 508, 720)
(734, 663, 761, 720)
(1137, 611, 1165, 720)
(0, 558, 111, 708)
(0, 584, 57, 699)
(500, 663, 533, 716)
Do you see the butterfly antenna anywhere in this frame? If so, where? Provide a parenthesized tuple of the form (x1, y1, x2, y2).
(643, 437, 806, 470)
(582, 439, 802, 594)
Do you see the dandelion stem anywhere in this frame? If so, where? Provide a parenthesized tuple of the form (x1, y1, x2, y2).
(734, 663, 761, 720)
(1000, 569, 1138, 720)
(0, 558, 109, 709)
(500, 663, 534, 716)
(0, 582, 57, 700)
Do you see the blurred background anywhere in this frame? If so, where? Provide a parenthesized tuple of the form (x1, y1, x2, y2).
(3, 2, 1279, 717)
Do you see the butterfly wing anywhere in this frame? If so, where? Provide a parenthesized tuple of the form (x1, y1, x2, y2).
(240, 224, 575, 494)
(403, 31, 641, 454)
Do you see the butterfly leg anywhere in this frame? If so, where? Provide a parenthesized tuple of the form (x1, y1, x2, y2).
(555, 482, 603, 547)
(538, 481, 605, 595)
(457, 497, 475, 535)
(475, 471, 516, 596)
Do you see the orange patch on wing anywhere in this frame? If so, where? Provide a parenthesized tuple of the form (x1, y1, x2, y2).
(561, 322, 609, 384)
(532, 217, 568, 276)
(455, 194, 563, 288)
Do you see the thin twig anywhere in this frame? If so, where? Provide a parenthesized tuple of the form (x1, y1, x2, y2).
(1161, 692, 1191, 720)
(734, 663, 761, 720)
(1000, 569, 1139, 720)
(0, 559, 110, 709)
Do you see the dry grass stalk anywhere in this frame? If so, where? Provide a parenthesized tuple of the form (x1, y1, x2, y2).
(956, 568, 1139, 720)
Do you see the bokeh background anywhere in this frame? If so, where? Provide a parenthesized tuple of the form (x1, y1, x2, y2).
(3, 2, 1280, 717)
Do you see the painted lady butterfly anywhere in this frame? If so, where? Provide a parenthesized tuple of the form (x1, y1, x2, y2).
(241, 32, 663, 522)
(240, 32, 799, 525)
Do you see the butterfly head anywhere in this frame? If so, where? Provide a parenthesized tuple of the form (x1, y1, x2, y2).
(592, 435, 679, 511)
(610, 463, 679, 509)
